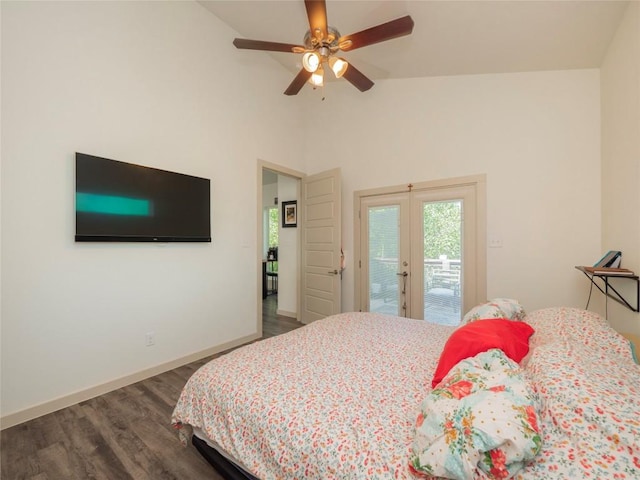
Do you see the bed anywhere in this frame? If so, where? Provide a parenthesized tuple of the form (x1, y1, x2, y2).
(171, 306, 640, 479)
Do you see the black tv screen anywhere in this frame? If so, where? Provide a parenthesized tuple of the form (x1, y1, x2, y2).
(75, 153, 211, 242)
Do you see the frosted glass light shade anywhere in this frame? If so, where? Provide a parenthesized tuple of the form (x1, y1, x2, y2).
(302, 52, 320, 73)
(329, 57, 348, 78)
(309, 65, 324, 86)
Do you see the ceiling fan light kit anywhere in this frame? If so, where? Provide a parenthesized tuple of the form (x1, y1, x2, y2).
(232, 0, 414, 96)
(310, 65, 324, 87)
(302, 51, 321, 72)
(328, 56, 348, 78)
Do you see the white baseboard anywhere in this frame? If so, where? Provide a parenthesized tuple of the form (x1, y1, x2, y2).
(276, 309, 297, 319)
(0, 333, 260, 430)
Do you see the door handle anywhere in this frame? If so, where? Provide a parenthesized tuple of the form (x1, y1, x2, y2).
(328, 269, 339, 275)
(396, 272, 408, 277)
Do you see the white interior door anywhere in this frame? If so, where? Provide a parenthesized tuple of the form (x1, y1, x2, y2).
(300, 168, 341, 324)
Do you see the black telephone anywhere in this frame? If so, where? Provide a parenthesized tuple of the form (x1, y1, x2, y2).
(593, 250, 622, 268)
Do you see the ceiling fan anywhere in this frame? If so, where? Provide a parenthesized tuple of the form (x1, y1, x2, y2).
(232, 0, 414, 96)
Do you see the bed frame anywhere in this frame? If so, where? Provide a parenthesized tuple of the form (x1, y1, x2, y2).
(192, 435, 259, 480)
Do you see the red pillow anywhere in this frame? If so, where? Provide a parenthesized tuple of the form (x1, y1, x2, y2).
(431, 319, 534, 388)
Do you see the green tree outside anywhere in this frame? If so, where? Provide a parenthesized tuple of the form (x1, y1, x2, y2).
(368, 201, 461, 261)
(423, 201, 461, 260)
(268, 207, 279, 247)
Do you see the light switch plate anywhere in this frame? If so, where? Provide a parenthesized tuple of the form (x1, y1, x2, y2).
(489, 238, 503, 248)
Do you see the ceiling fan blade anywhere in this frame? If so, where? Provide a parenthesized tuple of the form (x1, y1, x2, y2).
(338, 15, 414, 51)
(233, 38, 303, 53)
(284, 68, 313, 96)
(305, 0, 328, 43)
(342, 63, 374, 92)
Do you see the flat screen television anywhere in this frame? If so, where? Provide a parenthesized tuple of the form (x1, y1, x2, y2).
(75, 153, 211, 242)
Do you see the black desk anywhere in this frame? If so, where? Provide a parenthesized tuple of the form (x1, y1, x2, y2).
(575, 266, 639, 317)
(262, 260, 278, 297)
(262, 261, 267, 299)
(266, 260, 277, 295)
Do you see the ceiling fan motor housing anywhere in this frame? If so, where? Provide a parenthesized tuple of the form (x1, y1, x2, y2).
(304, 26, 340, 51)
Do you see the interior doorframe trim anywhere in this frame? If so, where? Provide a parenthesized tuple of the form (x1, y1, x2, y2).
(257, 160, 305, 337)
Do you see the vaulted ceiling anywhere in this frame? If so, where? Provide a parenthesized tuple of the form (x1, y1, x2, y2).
(200, 0, 629, 82)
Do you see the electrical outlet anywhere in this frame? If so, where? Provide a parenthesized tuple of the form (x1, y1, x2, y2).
(145, 332, 155, 347)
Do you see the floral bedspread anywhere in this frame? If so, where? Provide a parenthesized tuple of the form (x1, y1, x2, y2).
(516, 307, 640, 479)
(172, 308, 640, 479)
(172, 313, 455, 479)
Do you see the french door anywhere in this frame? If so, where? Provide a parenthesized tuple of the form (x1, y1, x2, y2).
(356, 177, 485, 324)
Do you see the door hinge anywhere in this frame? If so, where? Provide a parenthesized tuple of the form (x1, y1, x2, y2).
(359, 260, 361, 268)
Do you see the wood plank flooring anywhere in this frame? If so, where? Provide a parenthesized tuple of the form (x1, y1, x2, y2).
(1, 296, 301, 480)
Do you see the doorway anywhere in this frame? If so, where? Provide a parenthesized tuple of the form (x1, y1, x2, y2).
(257, 163, 343, 334)
(354, 175, 486, 324)
(257, 161, 305, 336)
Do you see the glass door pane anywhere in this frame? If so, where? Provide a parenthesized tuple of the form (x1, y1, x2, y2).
(422, 200, 462, 325)
(368, 205, 401, 315)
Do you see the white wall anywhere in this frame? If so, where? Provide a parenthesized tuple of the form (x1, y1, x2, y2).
(601, 1, 640, 335)
(1, 1, 305, 420)
(262, 183, 278, 212)
(276, 175, 298, 317)
(302, 69, 602, 314)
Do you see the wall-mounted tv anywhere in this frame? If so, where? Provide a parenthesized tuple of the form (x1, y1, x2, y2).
(75, 153, 211, 242)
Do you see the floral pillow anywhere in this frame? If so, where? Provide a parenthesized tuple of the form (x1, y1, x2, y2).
(490, 298, 526, 320)
(461, 303, 506, 325)
(462, 299, 527, 325)
(410, 349, 541, 480)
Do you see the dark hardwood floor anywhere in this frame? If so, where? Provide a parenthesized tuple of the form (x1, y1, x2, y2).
(1, 295, 301, 480)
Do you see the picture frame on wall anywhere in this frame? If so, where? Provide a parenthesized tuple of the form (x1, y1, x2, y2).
(282, 200, 297, 228)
